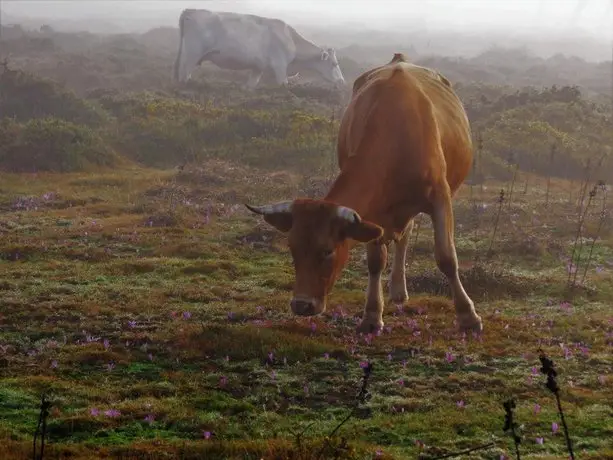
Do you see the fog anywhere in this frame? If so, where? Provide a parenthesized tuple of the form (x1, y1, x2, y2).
(2, 0, 613, 61)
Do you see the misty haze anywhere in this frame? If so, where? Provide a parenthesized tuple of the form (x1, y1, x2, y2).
(0, 1, 612, 459)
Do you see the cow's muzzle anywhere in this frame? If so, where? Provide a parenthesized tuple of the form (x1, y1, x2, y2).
(290, 297, 323, 316)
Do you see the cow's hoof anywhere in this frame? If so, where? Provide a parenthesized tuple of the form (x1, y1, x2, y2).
(457, 313, 483, 334)
(388, 279, 408, 304)
(356, 318, 384, 334)
(389, 290, 409, 304)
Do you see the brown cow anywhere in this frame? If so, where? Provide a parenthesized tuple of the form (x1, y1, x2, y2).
(245, 55, 483, 334)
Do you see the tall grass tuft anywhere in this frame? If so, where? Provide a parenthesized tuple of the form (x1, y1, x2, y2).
(487, 189, 505, 260)
(538, 353, 575, 460)
(503, 399, 522, 460)
(32, 393, 52, 460)
(316, 362, 373, 459)
(568, 184, 598, 288)
(545, 143, 556, 207)
(580, 180, 608, 285)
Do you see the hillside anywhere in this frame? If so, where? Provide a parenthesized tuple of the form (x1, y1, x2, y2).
(0, 19, 612, 460)
(0, 25, 611, 182)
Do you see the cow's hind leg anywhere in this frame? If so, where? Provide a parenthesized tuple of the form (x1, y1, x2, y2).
(245, 70, 263, 90)
(178, 51, 201, 83)
(389, 219, 414, 303)
(431, 186, 483, 333)
(271, 62, 290, 86)
(357, 240, 388, 334)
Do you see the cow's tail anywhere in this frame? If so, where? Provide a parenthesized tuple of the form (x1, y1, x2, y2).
(173, 10, 188, 82)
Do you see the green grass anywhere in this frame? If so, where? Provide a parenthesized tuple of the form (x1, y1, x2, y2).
(0, 165, 612, 459)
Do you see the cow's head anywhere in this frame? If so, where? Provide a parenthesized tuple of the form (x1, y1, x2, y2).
(312, 47, 346, 86)
(245, 199, 382, 316)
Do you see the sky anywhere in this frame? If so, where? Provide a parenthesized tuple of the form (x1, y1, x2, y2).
(2, 0, 612, 40)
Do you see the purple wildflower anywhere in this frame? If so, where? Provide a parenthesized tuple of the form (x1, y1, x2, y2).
(552, 422, 559, 433)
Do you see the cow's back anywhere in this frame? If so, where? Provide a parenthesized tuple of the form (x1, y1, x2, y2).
(338, 61, 472, 196)
(182, 9, 295, 68)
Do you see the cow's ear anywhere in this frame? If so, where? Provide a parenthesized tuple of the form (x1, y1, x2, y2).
(263, 213, 293, 233)
(344, 220, 383, 243)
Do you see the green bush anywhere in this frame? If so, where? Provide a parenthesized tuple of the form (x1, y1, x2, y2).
(1, 62, 610, 181)
(94, 91, 334, 171)
(0, 68, 108, 126)
(0, 117, 118, 173)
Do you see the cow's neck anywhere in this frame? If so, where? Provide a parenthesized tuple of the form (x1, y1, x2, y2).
(288, 26, 323, 62)
(324, 159, 383, 229)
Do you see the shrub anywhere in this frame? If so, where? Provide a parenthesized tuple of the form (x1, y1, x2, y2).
(112, 116, 200, 168)
(0, 67, 108, 127)
(0, 117, 118, 173)
(94, 91, 334, 171)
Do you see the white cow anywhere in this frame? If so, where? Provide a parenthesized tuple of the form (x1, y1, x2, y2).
(172, 9, 346, 89)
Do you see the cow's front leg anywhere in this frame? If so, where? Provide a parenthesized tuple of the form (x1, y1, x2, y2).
(389, 219, 414, 303)
(357, 239, 388, 334)
(271, 62, 290, 86)
(245, 70, 263, 90)
(431, 186, 482, 333)
(287, 72, 301, 86)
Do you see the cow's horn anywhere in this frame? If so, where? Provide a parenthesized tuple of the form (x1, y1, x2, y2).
(336, 206, 360, 223)
(245, 201, 293, 215)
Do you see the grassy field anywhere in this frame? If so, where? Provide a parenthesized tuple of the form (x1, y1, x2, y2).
(1, 159, 612, 459)
(0, 21, 612, 459)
